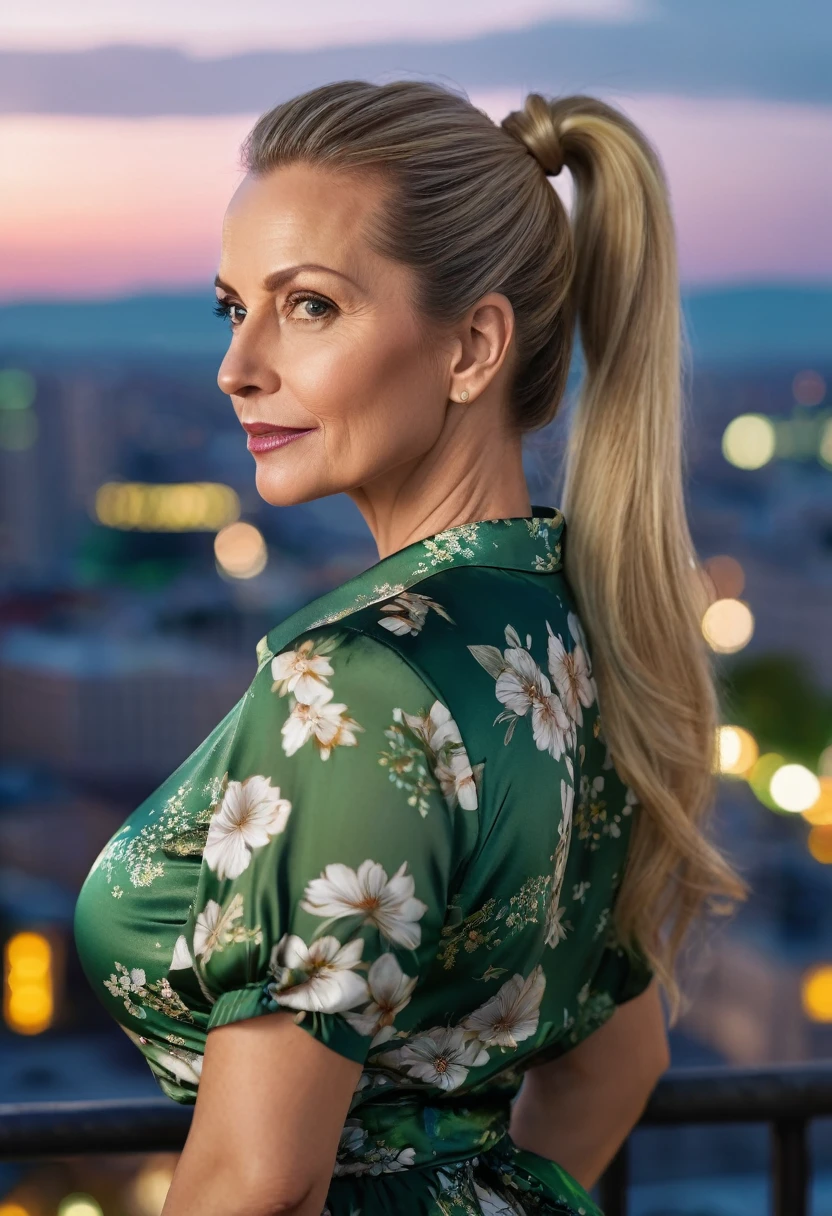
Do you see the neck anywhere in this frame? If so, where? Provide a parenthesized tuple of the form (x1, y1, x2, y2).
(349, 410, 533, 561)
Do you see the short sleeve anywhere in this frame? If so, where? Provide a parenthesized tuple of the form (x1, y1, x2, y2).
(180, 626, 480, 1065)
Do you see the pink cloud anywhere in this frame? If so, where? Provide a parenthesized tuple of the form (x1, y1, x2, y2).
(1, 92, 830, 301)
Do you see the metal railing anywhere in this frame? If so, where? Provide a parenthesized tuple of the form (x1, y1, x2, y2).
(1, 1063, 832, 1215)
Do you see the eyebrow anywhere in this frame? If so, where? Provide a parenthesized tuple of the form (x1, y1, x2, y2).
(213, 263, 362, 295)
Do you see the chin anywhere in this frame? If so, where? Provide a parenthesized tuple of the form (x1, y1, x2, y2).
(252, 464, 331, 508)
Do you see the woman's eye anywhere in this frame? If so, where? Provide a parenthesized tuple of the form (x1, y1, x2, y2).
(287, 293, 334, 322)
(213, 298, 245, 328)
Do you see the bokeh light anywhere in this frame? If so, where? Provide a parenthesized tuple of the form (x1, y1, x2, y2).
(747, 753, 786, 811)
(722, 414, 776, 469)
(769, 764, 821, 813)
(129, 1157, 176, 1216)
(802, 777, 832, 825)
(703, 555, 746, 601)
(95, 481, 240, 531)
(792, 369, 826, 406)
(0, 368, 36, 410)
(214, 522, 268, 580)
(3, 931, 53, 1035)
(701, 598, 755, 653)
(819, 746, 832, 778)
(820, 419, 832, 470)
(807, 825, 832, 864)
(802, 965, 832, 1022)
(57, 1196, 103, 1216)
(0, 1204, 32, 1216)
(716, 725, 759, 777)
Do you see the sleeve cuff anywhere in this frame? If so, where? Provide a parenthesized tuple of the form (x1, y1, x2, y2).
(207, 985, 372, 1066)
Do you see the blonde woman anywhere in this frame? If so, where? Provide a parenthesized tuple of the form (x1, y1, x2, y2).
(75, 81, 745, 1215)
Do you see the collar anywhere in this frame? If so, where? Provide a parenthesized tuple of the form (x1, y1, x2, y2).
(257, 504, 564, 666)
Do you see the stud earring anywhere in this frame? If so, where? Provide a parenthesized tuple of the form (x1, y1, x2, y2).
(459, 390, 470, 402)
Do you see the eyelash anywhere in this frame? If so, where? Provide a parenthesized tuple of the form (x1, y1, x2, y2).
(212, 292, 335, 328)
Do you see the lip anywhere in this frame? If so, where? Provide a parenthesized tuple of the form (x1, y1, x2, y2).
(242, 422, 315, 454)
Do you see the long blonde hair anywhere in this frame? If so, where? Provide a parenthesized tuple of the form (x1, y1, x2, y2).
(240, 80, 747, 1020)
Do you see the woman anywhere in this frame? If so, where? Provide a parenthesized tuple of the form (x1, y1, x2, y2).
(74, 81, 745, 1215)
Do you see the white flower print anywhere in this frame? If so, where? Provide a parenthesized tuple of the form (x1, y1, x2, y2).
(160, 1047, 203, 1087)
(473, 1182, 526, 1216)
(345, 953, 418, 1045)
(378, 1025, 489, 1091)
(203, 774, 292, 880)
(387, 701, 481, 814)
(545, 778, 575, 949)
(271, 639, 335, 703)
(169, 934, 192, 971)
(281, 690, 364, 760)
(434, 747, 479, 811)
(461, 966, 546, 1049)
(332, 1119, 368, 1176)
(266, 934, 368, 1013)
(572, 880, 591, 904)
(377, 591, 454, 636)
(192, 892, 262, 963)
(469, 625, 572, 759)
(545, 619, 595, 726)
(301, 859, 428, 949)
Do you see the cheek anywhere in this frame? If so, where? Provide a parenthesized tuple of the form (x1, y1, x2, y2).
(302, 324, 444, 470)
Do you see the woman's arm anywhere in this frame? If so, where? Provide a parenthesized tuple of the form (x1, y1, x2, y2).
(161, 1012, 362, 1216)
(508, 978, 669, 1191)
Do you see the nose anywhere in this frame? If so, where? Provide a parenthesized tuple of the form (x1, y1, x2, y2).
(217, 325, 280, 400)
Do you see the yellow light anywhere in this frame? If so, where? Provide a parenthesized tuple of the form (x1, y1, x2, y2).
(747, 753, 785, 810)
(214, 522, 268, 579)
(701, 598, 754, 654)
(3, 932, 53, 1034)
(802, 966, 832, 1022)
(94, 482, 240, 531)
(808, 826, 832, 864)
(129, 1158, 177, 1216)
(722, 414, 776, 469)
(716, 725, 759, 777)
(820, 419, 832, 470)
(802, 776, 832, 825)
(57, 1197, 103, 1216)
(770, 764, 822, 813)
(0, 1204, 32, 1216)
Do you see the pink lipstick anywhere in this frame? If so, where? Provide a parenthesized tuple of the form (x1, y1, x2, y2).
(242, 422, 315, 454)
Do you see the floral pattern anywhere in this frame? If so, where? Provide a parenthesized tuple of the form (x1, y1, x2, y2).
(75, 506, 653, 1216)
(379, 699, 483, 816)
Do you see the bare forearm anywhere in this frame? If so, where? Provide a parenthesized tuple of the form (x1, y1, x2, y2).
(508, 1061, 655, 1192)
(162, 1157, 330, 1216)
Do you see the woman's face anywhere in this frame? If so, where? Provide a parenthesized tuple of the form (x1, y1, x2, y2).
(215, 162, 453, 509)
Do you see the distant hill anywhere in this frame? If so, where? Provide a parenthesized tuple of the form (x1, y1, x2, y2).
(1, 284, 830, 369)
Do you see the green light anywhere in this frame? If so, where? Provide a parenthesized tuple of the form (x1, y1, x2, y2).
(0, 369, 36, 411)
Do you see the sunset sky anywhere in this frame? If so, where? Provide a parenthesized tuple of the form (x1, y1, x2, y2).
(1, 0, 829, 301)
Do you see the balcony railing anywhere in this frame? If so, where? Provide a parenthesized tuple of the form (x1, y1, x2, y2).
(1, 1063, 832, 1215)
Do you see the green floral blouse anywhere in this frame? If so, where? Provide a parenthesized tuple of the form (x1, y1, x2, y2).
(74, 505, 653, 1216)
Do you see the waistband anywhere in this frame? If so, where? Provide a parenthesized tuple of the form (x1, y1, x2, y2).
(330, 1094, 511, 1178)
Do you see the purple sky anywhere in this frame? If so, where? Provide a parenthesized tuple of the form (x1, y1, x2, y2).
(2, 1, 829, 300)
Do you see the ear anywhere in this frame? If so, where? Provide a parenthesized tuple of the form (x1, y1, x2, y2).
(448, 292, 516, 404)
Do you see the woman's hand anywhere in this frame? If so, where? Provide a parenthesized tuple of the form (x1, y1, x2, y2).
(508, 978, 669, 1192)
(161, 1011, 362, 1216)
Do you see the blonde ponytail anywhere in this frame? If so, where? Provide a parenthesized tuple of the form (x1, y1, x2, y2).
(507, 94, 748, 1019)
